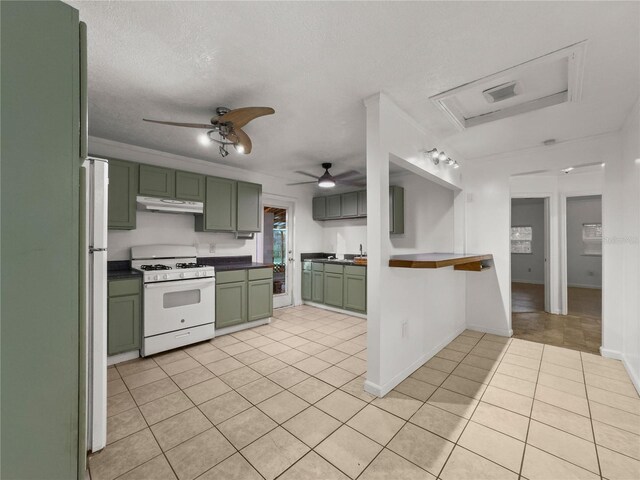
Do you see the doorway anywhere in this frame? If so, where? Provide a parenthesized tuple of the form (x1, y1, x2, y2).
(260, 204, 293, 308)
(511, 197, 554, 344)
(564, 195, 602, 352)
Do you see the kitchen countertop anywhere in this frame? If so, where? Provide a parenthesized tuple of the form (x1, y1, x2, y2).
(303, 258, 365, 266)
(388, 253, 493, 269)
(213, 262, 274, 272)
(107, 260, 143, 280)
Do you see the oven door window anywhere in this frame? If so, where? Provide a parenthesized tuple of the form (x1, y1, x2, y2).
(163, 289, 201, 309)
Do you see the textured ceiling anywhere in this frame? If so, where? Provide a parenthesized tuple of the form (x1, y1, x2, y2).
(70, 1, 639, 179)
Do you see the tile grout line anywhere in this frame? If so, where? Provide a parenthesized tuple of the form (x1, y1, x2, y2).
(516, 340, 545, 480)
(580, 351, 604, 480)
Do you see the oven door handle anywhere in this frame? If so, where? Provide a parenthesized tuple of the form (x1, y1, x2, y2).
(144, 278, 215, 290)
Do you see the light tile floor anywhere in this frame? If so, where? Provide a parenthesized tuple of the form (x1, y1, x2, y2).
(91, 305, 640, 480)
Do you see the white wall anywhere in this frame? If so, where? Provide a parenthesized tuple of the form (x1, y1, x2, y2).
(321, 218, 367, 256)
(365, 93, 466, 396)
(465, 128, 634, 363)
(566, 196, 602, 288)
(619, 98, 640, 389)
(90, 136, 325, 304)
(511, 199, 545, 284)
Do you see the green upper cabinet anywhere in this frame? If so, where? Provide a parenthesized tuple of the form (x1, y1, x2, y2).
(196, 176, 237, 232)
(139, 164, 175, 198)
(108, 159, 138, 230)
(313, 196, 326, 220)
(326, 194, 342, 218)
(389, 186, 405, 234)
(236, 181, 262, 232)
(357, 190, 367, 216)
(175, 170, 205, 201)
(342, 192, 358, 218)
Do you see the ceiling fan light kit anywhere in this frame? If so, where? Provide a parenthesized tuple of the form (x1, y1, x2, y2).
(287, 162, 365, 189)
(143, 106, 275, 157)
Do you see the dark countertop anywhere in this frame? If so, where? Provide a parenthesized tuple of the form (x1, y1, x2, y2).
(197, 256, 272, 272)
(107, 260, 143, 280)
(214, 262, 274, 272)
(303, 258, 362, 266)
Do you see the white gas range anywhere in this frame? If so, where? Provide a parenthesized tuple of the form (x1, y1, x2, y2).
(131, 245, 215, 356)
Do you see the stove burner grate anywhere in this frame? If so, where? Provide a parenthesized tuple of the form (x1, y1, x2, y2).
(175, 262, 206, 269)
(140, 264, 172, 271)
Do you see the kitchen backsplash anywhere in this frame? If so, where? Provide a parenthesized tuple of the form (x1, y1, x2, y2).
(108, 210, 255, 260)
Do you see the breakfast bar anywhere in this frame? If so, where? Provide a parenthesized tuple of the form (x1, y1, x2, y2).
(388, 252, 493, 271)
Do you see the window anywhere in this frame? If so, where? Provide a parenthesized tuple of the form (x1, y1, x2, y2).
(582, 223, 602, 256)
(511, 226, 532, 254)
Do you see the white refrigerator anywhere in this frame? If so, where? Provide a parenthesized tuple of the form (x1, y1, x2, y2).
(82, 157, 108, 452)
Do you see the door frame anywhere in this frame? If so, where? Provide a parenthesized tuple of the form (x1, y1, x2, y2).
(510, 193, 554, 314)
(560, 191, 603, 316)
(256, 194, 295, 308)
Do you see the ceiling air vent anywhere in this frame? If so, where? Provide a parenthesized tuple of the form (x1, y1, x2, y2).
(483, 81, 519, 103)
(430, 41, 587, 130)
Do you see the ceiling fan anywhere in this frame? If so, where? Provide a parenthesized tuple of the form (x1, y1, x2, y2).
(143, 106, 275, 157)
(287, 163, 365, 189)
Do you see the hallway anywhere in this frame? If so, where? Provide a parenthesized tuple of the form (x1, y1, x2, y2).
(512, 283, 602, 354)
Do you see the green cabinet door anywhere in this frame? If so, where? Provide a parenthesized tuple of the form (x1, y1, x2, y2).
(324, 272, 344, 308)
(326, 194, 342, 218)
(341, 192, 358, 217)
(139, 164, 175, 198)
(389, 186, 405, 234)
(175, 171, 205, 201)
(344, 274, 366, 312)
(312, 196, 326, 220)
(108, 294, 141, 355)
(216, 281, 247, 328)
(237, 181, 262, 232)
(357, 190, 367, 216)
(301, 270, 312, 300)
(312, 270, 324, 303)
(248, 279, 273, 321)
(108, 159, 138, 229)
(196, 176, 237, 232)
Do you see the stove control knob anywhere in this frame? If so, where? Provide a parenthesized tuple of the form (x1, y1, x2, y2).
(163, 274, 169, 280)
(154, 275, 159, 281)
(180, 273, 185, 278)
(195, 271, 201, 277)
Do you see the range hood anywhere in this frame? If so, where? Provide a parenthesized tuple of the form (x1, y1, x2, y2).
(136, 196, 203, 214)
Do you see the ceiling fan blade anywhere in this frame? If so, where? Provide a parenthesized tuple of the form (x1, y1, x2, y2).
(227, 127, 252, 154)
(332, 170, 362, 180)
(294, 171, 320, 180)
(216, 107, 275, 128)
(143, 118, 214, 129)
(286, 181, 318, 185)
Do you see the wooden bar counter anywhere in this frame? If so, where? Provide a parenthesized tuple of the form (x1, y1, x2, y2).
(388, 253, 493, 271)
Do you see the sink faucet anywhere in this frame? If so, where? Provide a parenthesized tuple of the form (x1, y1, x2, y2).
(359, 244, 363, 257)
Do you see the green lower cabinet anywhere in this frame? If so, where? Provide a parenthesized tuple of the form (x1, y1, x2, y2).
(312, 271, 324, 303)
(248, 279, 273, 321)
(344, 274, 367, 312)
(324, 272, 344, 308)
(216, 281, 247, 328)
(301, 270, 312, 300)
(107, 278, 141, 355)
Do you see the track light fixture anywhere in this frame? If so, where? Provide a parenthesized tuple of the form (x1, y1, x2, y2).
(423, 148, 460, 169)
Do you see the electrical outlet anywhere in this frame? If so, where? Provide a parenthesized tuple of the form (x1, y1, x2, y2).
(209, 243, 215, 253)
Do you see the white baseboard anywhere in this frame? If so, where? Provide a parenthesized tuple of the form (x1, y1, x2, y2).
(600, 347, 623, 360)
(511, 279, 544, 285)
(107, 350, 140, 366)
(601, 347, 640, 395)
(302, 301, 367, 319)
(364, 325, 466, 397)
(567, 283, 602, 290)
(466, 324, 513, 337)
(215, 317, 271, 337)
